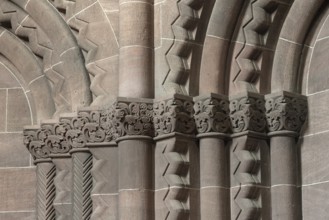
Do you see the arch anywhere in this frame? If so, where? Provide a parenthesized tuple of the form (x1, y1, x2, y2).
(0, 27, 55, 122)
(5, 0, 92, 113)
(271, 0, 326, 93)
(198, 0, 244, 95)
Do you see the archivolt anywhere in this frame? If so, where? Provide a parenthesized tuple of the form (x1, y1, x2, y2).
(196, 0, 294, 97)
(49, 0, 120, 105)
(0, 27, 55, 122)
(271, 0, 326, 93)
(0, 0, 91, 117)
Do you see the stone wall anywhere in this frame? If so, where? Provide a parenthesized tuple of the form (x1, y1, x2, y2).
(0, 69, 36, 219)
(0, 0, 329, 219)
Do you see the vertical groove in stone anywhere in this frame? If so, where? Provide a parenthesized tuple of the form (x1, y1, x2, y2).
(72, 152, 93, 220)
(53, 158, 73, 220)
(36, 162, 56, 220)
(231, 137, 261, 220)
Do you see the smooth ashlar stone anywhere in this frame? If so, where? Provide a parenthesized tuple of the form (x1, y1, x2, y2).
(308, 38, 329, 94)
(7, 89, 32, 132)
(0, 167, 36, 212)
(0, 211, 35, 220)
(304, 90, 329, 135)
(302, 183, 329, 220)
(301, 131, 329, 184)
(0, 133, 30, 167)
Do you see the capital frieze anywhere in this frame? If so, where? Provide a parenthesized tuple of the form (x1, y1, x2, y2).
(194, 94, 230, 134)
(24, 127, 47, 160)
(153, 94, 195, 136)
(23, 122, 67, 160)
(229, 93, 266, 133)
(112, 98, 154, 137)
(265, 91, 307, 133)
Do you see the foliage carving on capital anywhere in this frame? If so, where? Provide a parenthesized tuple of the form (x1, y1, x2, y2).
(265, 93, 307, 133)
(229, 95, 266, 133)
(24, 125, 54, 160)
(153, 96, 195, 136)
(112, 101, 154, 137)
(194, 96, 230, 134)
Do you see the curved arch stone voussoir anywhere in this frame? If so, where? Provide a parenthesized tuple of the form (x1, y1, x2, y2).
(10, 0, 92, 111)
(0, 27, 55, 122)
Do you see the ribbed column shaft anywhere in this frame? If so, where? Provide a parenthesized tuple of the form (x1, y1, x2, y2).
(36, 161, 56, 220)
(118, 0, 154, 98)
(71, 151, 93, 220)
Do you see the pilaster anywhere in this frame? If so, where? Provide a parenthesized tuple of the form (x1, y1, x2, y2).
(229, 92, 271, 220)
(153, 94, 199, 220)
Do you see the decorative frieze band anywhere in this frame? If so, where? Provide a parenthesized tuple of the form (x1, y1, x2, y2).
(24, 98, 154, 159)
(24, 92, 308, 160)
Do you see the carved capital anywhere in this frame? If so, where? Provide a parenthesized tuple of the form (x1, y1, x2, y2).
(112, 98, 154, 137)
(194, 94, 230, 134)
(154, 94, 195, 136)
(265, 91, 307, 133)
(229, 93, 266, 133)
(24, 124, 54, 160)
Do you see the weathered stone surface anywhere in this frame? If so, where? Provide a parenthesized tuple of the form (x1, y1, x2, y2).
(0, 167, 36, 212)
(304, 91, 329, 135)
(0, 212, 35, 220)
(7, 89, 31, 132)
(0, 133, 30, 167)
(4, 0, 329, 219)
(301, 131, 329, 185)
(302, 183, 329, 220)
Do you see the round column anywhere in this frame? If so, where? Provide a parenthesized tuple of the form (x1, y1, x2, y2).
(119, 0, 154, 98)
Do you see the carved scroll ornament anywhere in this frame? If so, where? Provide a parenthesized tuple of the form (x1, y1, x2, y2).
(230, 95, 266, 133)
(153, 96, 195, 136)
(194, 96, 230, 134)
(265, 93, 307, 133)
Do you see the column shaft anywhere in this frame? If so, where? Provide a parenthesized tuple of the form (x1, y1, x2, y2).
(36, 161, 56, 220)
(119, 0, 154, 98)
(199, 136, 230, 220)
(118, 138, 154, 220)
(71, 151, 93, 220)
